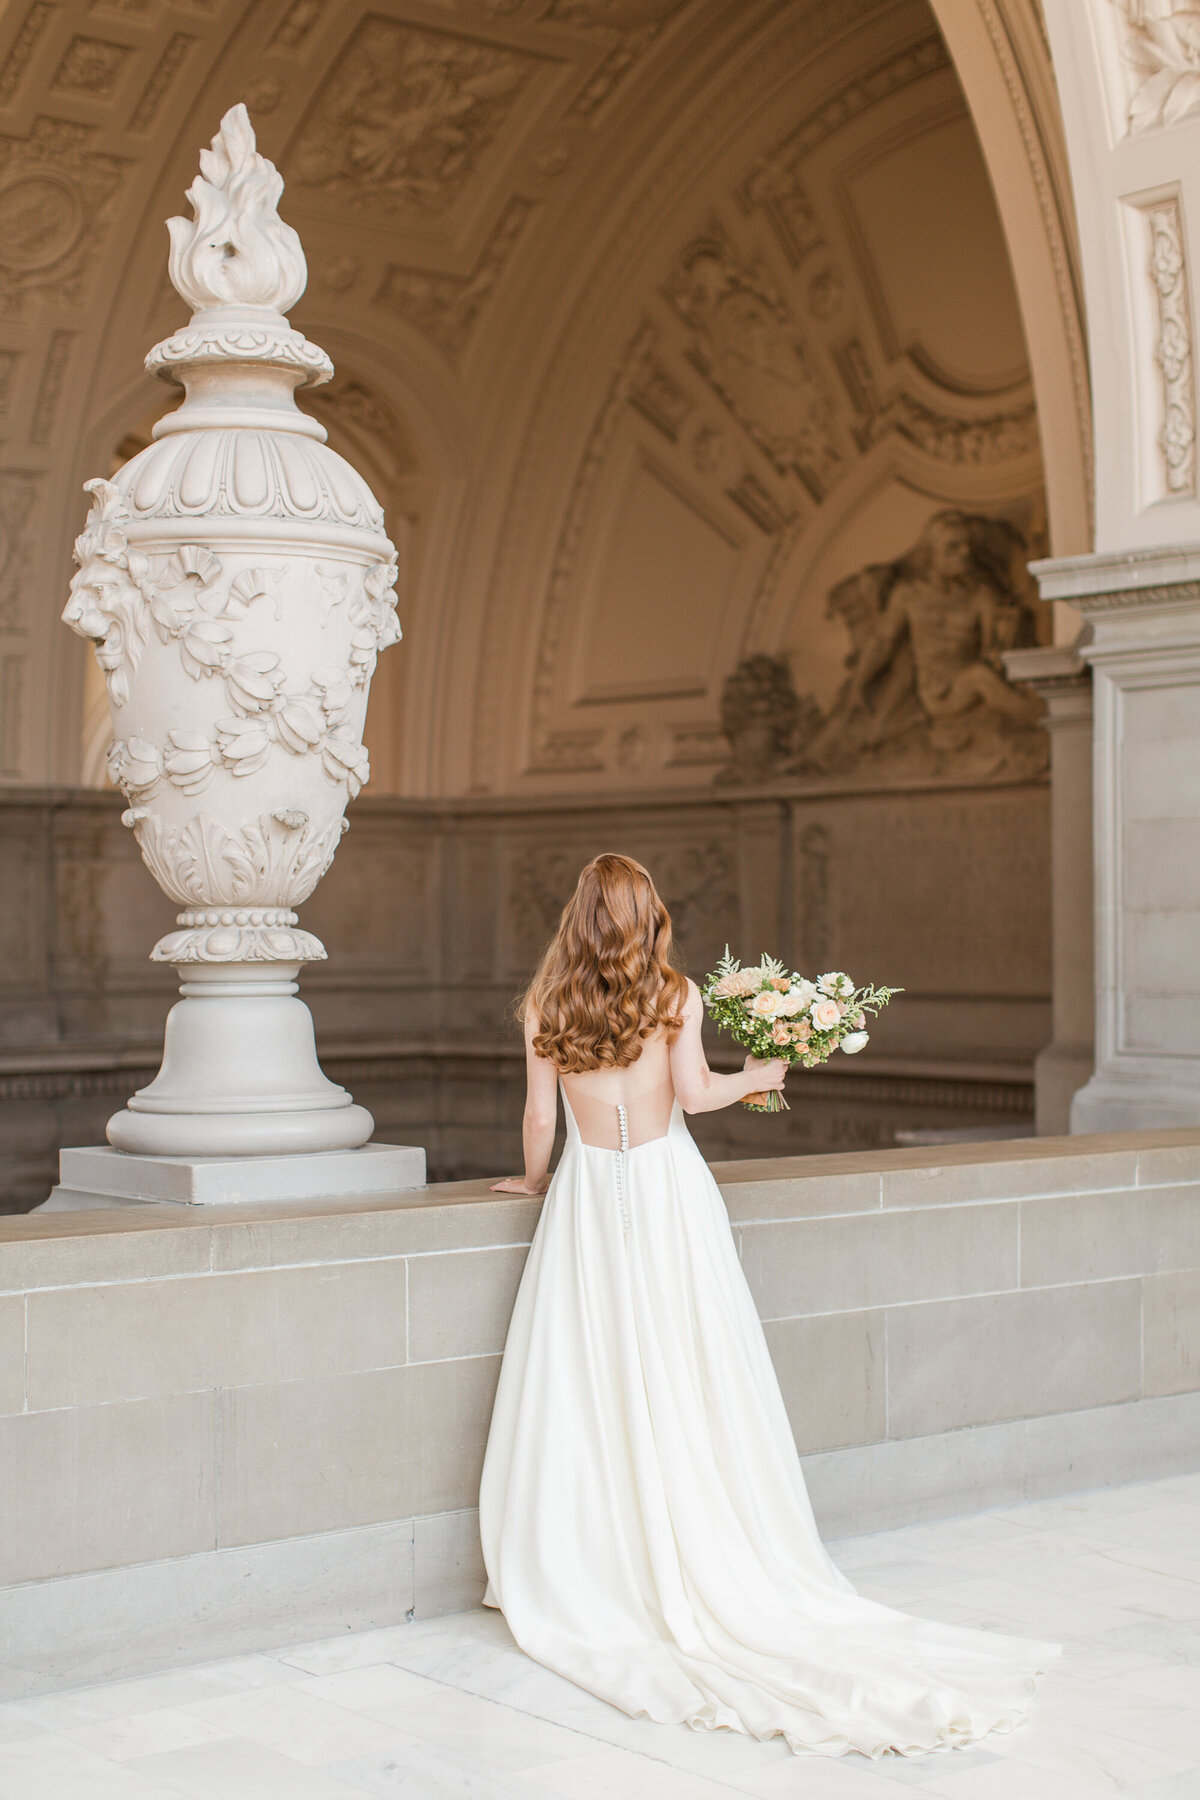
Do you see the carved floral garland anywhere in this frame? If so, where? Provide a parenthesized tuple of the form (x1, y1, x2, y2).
(65, 478, 398, 806)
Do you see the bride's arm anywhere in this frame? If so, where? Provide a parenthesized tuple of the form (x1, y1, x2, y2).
(491, 1008, 558, 1196)
(670, 979, 787, 1114)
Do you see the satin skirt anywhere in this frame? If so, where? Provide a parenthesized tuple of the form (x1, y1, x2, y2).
(478, 1102, 1059, 1758)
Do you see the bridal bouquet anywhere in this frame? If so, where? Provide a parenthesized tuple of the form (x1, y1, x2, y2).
(702, 949, 901, 1112)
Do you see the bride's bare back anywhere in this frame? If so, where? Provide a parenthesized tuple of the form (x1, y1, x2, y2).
(560, 1033, 676, 1150)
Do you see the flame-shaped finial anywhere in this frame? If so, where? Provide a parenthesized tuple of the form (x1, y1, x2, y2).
(167, 103, 307, 316)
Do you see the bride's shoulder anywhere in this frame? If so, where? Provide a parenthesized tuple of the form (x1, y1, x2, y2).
(677, 975, 703, 1014)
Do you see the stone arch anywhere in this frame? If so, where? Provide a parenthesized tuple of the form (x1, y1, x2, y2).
(0, 0, 1098, 795)
(926, 0, 1092, 559)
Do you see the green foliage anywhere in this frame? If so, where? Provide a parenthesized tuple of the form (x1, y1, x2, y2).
(701, 950, 901, 1112)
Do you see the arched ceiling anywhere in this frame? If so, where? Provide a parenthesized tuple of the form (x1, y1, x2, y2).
(0, 0, 1085, 795)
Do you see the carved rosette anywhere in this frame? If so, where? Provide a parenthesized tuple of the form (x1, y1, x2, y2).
(61, 104, 401, 967)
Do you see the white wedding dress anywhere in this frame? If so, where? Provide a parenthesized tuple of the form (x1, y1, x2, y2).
(479, 1066, 1059, 1759)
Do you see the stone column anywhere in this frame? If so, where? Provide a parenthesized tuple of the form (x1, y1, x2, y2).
(1004, 645, 1094, 1135)
(1032, 2, 1200, 1129)
(1033, 555, 1200, 1130)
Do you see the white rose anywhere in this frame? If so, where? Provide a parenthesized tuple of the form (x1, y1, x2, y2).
(778, 992, 805, 1016)
(811, 998, 841, 1031)
(790, 979, 817, 1010)
(841, 1031, 869, 1054)
(749, 990, 783, 1019)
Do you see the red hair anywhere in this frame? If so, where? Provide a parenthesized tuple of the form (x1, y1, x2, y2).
(524, 854, 687, 1072)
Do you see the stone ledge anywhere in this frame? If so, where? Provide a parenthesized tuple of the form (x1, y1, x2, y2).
(3, 1127, 1199, 1290)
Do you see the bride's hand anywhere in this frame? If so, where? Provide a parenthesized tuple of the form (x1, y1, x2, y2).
(490, 1176, 550, 1195)
(744, 1054, 788, 1091)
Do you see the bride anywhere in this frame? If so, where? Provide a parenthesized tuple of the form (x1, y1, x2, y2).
(480, 852, 1057, 1759)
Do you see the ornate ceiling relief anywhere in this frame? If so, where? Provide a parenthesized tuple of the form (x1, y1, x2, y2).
(128, 32, 198, 132)
(0, 472, 42, 631)
(289, 18, 545, 217)
(376, 195, 536, 360)
(29, 328, 73, 445)
(516, 21, 1047, 793)
(665, 234, 841, 500)
(0, 2, 57, 104)
(51, 33, 130, 94)
(0, 116, 128, 316)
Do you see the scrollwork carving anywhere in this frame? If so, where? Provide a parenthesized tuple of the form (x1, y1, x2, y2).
(1146, 197, 1196, 493)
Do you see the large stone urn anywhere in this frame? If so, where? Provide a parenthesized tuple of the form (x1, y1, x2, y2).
(62, 106, 400, 1163)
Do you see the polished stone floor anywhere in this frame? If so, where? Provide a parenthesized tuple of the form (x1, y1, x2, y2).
(2, 1472, 1198, 1798)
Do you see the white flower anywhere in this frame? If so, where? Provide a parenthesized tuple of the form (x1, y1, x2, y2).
(748, 990, 783, 1019)
(811, 997, 841, 1031)
(841, 1031, 869, 1055)
(818, 971, 852, 997)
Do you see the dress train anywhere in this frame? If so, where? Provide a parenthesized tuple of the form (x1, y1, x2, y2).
(479, 1090, 1058, 1758)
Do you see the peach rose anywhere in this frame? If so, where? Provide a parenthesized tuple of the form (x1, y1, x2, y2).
(749, 990, 783, 1019)
(712, 968, 759, 999)
(771, 1022, 791, 1045)
(811, 997, 841, 1031)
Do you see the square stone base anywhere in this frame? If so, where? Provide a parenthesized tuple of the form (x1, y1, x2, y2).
(41, 1142, 427, 1208)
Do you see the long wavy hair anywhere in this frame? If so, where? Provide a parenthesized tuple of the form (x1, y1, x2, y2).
(524, 854, 688, 1072)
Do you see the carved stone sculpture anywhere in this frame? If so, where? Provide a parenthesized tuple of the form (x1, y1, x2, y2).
(715, 654, 813, 785)
(61, 104, 401, 1158)
(716, 512, 1047, 787)
(1111, 0, 1200, 132)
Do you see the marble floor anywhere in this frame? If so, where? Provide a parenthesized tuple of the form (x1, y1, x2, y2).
(2, 1473, 1199, 1799)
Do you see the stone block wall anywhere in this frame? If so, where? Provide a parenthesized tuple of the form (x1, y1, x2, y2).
(0, 781, 1050, 1207)
(1, 1128, 1198, 1694)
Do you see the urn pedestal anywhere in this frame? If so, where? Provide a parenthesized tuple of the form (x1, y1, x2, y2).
(55, 106, 424, 1203)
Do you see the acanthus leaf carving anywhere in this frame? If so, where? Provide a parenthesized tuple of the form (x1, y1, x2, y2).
(124, 806, 347, 910)
(1111, 0, 1200, 132)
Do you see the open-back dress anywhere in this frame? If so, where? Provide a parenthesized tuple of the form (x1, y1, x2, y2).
(479, 1042, 1058, 1759)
